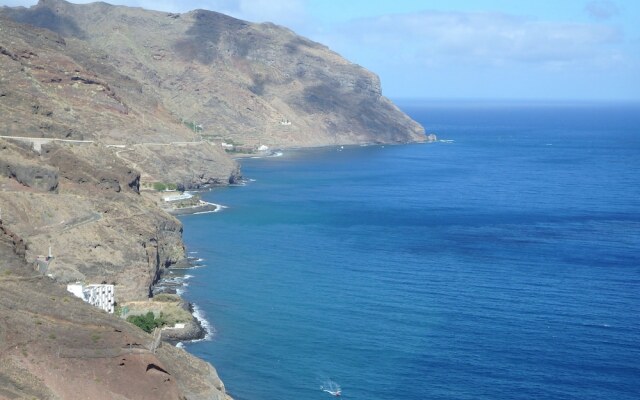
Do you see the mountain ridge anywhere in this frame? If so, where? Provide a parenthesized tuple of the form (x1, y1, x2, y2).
(3, 0, 427, 149)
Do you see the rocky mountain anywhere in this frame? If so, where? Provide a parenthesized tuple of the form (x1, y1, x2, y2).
(2, 0, 426, 149)
(0, 0, 430, 397)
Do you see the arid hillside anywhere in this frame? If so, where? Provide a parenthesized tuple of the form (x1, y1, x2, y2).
(0, 224, 230, 400)
(2, 0, 427, 150)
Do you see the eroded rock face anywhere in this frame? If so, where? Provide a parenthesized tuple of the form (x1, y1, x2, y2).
(0, 142, 186, 301)
(0, 142, 59, 192)
(0, 156, 59, 192)
(42, 143, 140, 193)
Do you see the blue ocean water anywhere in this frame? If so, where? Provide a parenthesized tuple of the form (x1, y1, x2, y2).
(180, 101, 640, 400)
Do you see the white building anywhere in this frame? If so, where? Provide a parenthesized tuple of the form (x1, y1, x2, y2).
(67, 283, 115, 313)
(163, 192, 193, 202)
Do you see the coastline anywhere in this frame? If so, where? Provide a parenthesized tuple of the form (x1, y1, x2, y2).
(166, 200, 227, 216)
(149, 141, 440, 383)
(151, 255, 213, 342)
(156, 144, 411, 344)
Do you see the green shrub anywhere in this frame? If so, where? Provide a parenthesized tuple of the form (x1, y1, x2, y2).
(153, 182, 167, 191)
(127, 311, 165, 333)
(183, 121, 203, 133)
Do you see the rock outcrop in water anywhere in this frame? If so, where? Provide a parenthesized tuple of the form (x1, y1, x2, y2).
(0, 0, 430, 396)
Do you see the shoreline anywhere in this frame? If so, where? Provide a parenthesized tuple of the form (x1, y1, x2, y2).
(150, 140, 438, 394)
(165, 200, 227, 216)
(152, 261, 213, 342)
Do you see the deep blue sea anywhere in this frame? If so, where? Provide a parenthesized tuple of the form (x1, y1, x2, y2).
(180, 100, 640, 400)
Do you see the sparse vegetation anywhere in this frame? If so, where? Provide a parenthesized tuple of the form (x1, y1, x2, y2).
(153, 293, 181, 302)
(182, 120, 203, 133)
(152, 182, 178, 191)
(121, 298, 192, 329)
(127, 311, 165, 333)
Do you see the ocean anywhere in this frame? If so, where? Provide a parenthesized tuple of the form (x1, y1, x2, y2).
(179, 100, 640, 400)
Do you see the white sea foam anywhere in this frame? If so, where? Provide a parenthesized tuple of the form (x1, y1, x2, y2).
(176, 342, 184, 348)
(192, 203, 227, 215)
(191, 304, 215, 341)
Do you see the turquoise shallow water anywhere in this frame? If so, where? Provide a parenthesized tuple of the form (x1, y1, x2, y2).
(180, 101, 640, 400)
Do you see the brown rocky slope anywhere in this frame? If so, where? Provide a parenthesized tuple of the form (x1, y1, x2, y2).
(0, 224, 229, 400)
(2, 0, 427, 149)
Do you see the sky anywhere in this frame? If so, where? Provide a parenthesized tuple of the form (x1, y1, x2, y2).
(2, 0, 639, 101)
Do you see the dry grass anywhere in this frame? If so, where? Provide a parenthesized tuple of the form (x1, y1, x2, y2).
(121, 297, 192, 326)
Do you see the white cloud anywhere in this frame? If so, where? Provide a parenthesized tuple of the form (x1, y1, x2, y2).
(316, 11, 625, 70)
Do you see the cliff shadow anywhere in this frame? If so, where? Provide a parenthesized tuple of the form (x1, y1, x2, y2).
(3, 7, 86, 39)
(174, 10, 248, 64)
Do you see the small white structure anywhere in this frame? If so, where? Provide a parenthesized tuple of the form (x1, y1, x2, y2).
(163, 192, 193, 202)
(67, 283, 115, 313)
(257, 144, 269, 152)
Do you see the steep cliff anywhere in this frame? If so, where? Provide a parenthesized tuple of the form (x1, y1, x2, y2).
(0, 139, 185, 301)
(2, 0, 426, 149)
